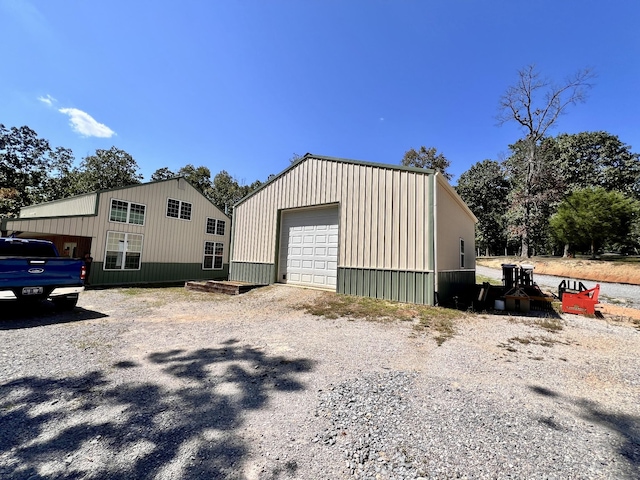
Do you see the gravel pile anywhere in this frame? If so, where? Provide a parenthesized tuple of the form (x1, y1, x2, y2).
(313, 371, 639, 479)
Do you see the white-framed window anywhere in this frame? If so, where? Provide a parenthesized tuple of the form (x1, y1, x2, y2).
(203, 241, 224, 270)
(110, 199, 146, 225)
(206, 218, 226, 236)
(104, 231, 144, 270)
(460, 238, 465, 268)
(167, 198, 192, 221)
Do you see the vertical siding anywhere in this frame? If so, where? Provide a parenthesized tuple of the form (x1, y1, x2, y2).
(435, 177, 477, 272)
(338, 267, 435, 305)
(6, 179, 232, 282)
(229, 262, 274, 284)
(437, 270, 476, 305)
(231, 158, 436, 276)
(19, 193, 98, 218)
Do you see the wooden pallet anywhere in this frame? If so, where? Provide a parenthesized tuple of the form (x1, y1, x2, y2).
(184, 280, 264, 295)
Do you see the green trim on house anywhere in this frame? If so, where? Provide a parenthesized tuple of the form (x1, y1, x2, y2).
(89, 262, 229, 286)
(337, 267, 435, 305)
(229, 262, 275, 284)
(436, 270, 476, 305)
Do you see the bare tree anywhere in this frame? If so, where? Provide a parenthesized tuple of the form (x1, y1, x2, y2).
(497, 65, 595, 257)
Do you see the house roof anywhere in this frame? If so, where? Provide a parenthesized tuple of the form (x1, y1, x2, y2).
(234, 153, 437, 208)
(1, 176, 229, 230)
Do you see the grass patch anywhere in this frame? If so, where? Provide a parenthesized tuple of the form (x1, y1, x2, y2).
(120, 288, 145, 296)
(117, 287, 226, 305)
(476, 274, 502, 286)
(476, 255, 640, 285)
(533, 318, 564, 332)
(299, 292, 464, 345)
(500, 334, 563, 352)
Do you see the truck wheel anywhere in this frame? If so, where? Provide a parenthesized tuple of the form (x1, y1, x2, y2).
(53, 295, 79, 311)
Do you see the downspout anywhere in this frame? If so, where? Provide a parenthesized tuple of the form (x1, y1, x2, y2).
(228, 207, 236, 281)
(431, 173, 439, 305)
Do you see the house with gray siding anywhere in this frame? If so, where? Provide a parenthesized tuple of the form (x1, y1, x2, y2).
(229, 154, 477, 305)
(1, 177, 231, 286)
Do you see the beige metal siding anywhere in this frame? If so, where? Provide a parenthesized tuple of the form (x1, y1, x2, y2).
(232, 157, 434, 272)
(5, 179, 231, 267)
(19, 193, 98, 217)
(435, 176, 477, 272)
(93, 180, 230, 264)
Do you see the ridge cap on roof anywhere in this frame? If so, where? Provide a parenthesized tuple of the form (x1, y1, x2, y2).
(234, 154, 437, 207)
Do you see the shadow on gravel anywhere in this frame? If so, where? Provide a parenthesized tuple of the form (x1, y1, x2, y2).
(529, 385, 640, 469)
(0, 340, 314, 479)
(0, 302, 108, 329)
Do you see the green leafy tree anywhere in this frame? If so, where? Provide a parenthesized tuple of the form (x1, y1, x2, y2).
(550, 187, 639, 257)
(210, 170, 247, 216)
(210, 170, 262, 216)
(74, 147, 142, 193)
(41, 146, 78, 202)
(497, 65, 595, 257)
(150, 167, 175, 181)
(548, 131, 640, 198)
(456, 160, 510, 256)
(177, 164, 213, 196)
(401, 146, 452, 181)
(0, 124, 62, 217)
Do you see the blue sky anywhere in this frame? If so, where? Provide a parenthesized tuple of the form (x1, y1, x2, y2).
(1, 0, 638, 185)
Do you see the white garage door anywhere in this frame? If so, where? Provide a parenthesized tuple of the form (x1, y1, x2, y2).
(278, 206, 339, 289)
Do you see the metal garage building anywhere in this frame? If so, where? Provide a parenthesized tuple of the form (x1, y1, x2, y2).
(229, 154, 477, 305)
(1, 177, 231, 286)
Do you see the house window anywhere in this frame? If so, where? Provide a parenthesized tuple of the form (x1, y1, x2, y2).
(167, 198, 192, 220)
(206, 218, 226, 236)
(460, 238, 465, 268)
(203, 241, 224, 270)
(104, 232, 143, 270)
(110, 199, 146, 225)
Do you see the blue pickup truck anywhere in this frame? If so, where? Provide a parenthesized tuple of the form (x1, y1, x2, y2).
(0, 237, 86, 310)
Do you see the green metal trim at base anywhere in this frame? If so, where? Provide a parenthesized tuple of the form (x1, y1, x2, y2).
(89, 262, 229, 286)
(437, 270, 476, 305)
(337, 267, 435, 305)
(229, 262, 275, 285)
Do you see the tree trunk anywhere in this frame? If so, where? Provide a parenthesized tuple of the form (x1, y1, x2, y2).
(521, 230, 530, 258)
(563, 243, 570, 258)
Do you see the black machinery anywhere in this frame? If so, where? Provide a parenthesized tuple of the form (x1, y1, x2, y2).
(477, 263, 554, 313)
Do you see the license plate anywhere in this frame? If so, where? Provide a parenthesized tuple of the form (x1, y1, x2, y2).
(22, 287, 43, 295)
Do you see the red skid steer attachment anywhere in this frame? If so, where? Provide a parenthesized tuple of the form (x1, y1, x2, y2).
(561, 284, 600, 315)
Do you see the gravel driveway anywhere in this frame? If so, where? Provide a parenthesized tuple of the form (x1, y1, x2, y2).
(1, 286, 639, 479)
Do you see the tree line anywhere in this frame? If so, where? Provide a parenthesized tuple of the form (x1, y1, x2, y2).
(0, 124, 262, 219)
(402, 66, 640, 258)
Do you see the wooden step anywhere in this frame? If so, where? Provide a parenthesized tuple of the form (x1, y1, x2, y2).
(184, 280, 264, 295)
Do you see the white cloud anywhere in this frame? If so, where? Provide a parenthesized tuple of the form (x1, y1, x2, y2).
(58, 108, 116, 138)
(38, 94, 56, 106)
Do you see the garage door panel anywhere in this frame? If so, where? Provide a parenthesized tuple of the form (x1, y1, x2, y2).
(279, 206, 339, 290)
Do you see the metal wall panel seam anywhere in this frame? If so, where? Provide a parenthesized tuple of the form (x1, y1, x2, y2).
(430, 173, 437, 301)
